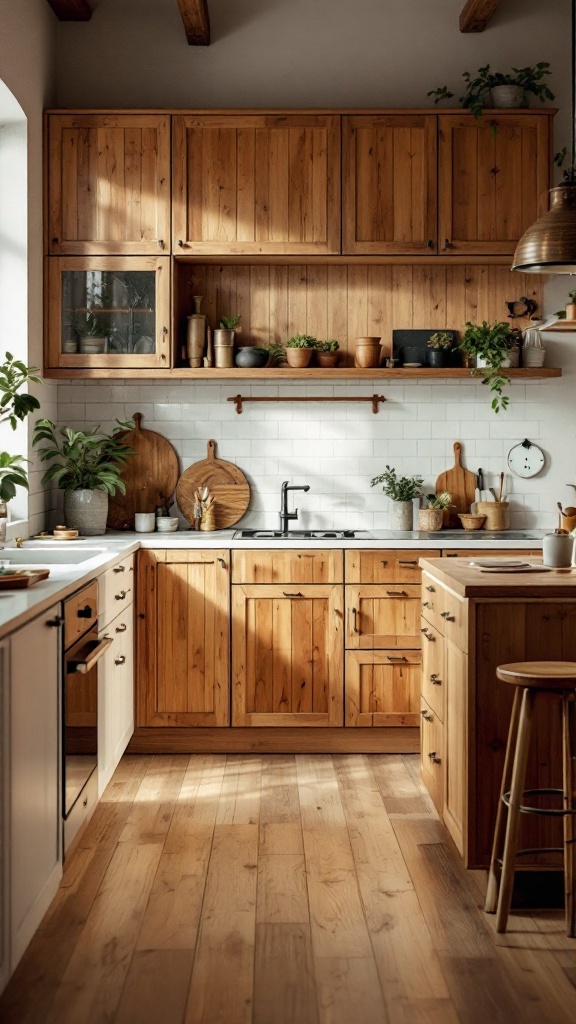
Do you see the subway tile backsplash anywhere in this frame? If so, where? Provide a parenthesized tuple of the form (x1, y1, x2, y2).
(54, 374, 569, 532)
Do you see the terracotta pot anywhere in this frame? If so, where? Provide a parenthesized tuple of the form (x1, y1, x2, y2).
(354, 337, 382, 368)
(286, 348, 312, 368)
(316, 352, 338, 368)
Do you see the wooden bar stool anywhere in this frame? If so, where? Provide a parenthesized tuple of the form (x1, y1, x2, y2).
(485, 662, 576, 937)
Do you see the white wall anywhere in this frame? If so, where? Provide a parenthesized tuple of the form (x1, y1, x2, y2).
(51, 0, 575, 532)
(0, 0, 57, 535)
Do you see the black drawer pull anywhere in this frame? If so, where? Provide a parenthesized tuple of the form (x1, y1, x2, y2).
(115, 590, 127, 600)
(426, 585, 435, 592)
(424, 633, 436, 642)
(387, 656, 408, 662)
(430, 674, 442, 686)
(115, 655, 126, 666)
(115, 623, 127, 633)
(421, 710, 433, 722)
(283, 591, 304, 598)
(113, 565, 125, 574)
(386, 590, 408, 597)
(428, 751, 442, 764)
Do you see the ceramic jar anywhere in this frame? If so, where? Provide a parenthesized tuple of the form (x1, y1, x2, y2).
(542, 529, 574, 567)
(390, 500, 413, 531)
(213, 329, 235, 368)
(64, 489, 108, 536)
(354, 337, 382, 368)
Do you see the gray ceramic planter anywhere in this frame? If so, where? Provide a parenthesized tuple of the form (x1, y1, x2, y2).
(64, 489, 109, 536)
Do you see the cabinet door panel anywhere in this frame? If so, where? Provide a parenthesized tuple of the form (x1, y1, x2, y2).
(137, 550, 230, 726)
(438, 114, 551, 255)
(421, 622, 445, 721)
(346, 650, 421, 727)
(343, 115, 437, 254)
(48, 114, 170, 255)
(420, 698, 443, 814)
(345, 585, 421, 648)
(443, 640, 467, 856)
(232, 585, 343, 726)
(173, 114, 340, 254)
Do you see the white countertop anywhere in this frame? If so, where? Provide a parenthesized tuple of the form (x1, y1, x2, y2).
(0, 528, 546, 641)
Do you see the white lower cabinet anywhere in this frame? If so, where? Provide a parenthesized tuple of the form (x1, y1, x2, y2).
(8, 604, 63, 979)
(98, 605, 134, 796)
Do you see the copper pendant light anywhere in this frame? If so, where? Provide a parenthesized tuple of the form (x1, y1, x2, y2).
(512, 1, 576, 274)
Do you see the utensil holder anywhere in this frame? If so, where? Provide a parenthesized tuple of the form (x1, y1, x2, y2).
(477, 501, 510, 531)
(560, 514, 576, 533)
(199, 505, 216, 531)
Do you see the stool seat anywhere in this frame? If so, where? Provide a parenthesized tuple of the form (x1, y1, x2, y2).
(496, 661, 576, 689)
(485, 662, 576, 938)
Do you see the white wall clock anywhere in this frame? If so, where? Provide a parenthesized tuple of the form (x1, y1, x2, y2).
(507, 439, 545, 478)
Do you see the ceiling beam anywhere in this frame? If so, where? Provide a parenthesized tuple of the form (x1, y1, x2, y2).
(177, 0, 210, 45)
(46, 0, 93, 20)
(459, 0, 502, 32)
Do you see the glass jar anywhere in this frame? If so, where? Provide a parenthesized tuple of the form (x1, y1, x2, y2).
(522, 328, 545, 368)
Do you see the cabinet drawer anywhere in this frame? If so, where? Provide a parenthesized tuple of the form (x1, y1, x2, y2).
(421, 697, 443, 814)
(421, 625, 445, 722)
(439, 588, 467, 653)
(232, 549, 343, 584)
(65, 581, 98, 644)
(345, 585, 421, 649)
(421, 571, 443, 631)
(346, 549, 440, 584)
(345, 650, 421, 727)
(99, 556, 134, 627)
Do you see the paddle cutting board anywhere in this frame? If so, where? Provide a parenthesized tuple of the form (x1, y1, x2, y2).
(107, 412, 180, 531)
(435, 441, 476, 526)
(176, 440, 250, 530)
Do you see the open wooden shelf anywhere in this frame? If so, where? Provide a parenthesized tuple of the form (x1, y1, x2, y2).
(44, 366, 563, 380)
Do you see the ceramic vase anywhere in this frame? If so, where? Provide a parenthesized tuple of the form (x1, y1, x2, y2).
(64, 489, 109, 536)
(213, 329, 235, 368)
(390, 500, 413, 531)
(355, 337, 382, 368)
(186, 295, 206, 368)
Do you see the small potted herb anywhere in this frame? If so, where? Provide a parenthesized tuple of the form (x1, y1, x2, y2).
(428, 62, 554, 119)
(418, 492, 452, 532)
(426, 331, 454, 369)
(285, 333, 317, 368)
(371, 466, 424, 531)
(459, 320, 516, 413)
(315, 339, 340, 368)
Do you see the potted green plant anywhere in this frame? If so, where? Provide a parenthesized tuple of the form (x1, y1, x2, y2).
(0, 353, 41, 538)
(285, 333, 317, 368)
(33, 419, 135, 536)
(426, 332, 454, 369)
(371, 466, 424, 531)
(65, 310, 110, 355)
(428, 62, 554, 118)
(459, 320, 516, 413)
(315, 339, 340, 368)
(214, 314, 241, 368)
(418, 491, 452, 532)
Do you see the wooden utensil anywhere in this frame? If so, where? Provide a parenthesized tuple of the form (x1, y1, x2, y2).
(176, 440, 250, 530)
(436, 442, 477, 526)
(107, 413, 180, 531)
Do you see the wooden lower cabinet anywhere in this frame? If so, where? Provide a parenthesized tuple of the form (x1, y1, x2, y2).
(231, 584, 343, 726)
(345, 585, 421, 649)
(346, 650, 421, 726)
(420, 697, 443, 815)
(136, 549, 230, 727)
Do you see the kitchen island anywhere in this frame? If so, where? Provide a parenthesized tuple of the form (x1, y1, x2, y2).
(419, 556, 576, 871)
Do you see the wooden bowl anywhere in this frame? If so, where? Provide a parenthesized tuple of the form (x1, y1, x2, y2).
(458, 514, 487, 532)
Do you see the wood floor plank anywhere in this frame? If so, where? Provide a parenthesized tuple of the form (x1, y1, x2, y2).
(257, 853, 309, 924)
(114, 949, 194, 1024)
(372, 753, 434, 817)
(315, 957, 389, 1024)
(253, 923, 318, 1024)
(118, 754, 188, 845)
(215, 754, 262, 826)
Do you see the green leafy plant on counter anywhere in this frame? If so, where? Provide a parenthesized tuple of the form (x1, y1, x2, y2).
(286, 333, 317, 349)
(219, 315, 241, 330)
(315, 339, 340, 352)
(33, 419, 135, 495)
(459, 320, 517, 414)
(0, 353, 41, 505)
(427, 332, 454, 351)
(428, 62, 554, 119)
(424, 491, 452, 510)
(371, 466, 424, 502)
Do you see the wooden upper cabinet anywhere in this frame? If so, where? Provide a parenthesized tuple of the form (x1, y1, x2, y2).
(438, 113, 552, 255)
(172, 114, 341, 255)
(47, 114, 171, 255)
(342, 114, 437, 255)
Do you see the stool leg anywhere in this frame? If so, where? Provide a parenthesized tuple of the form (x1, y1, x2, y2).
(562, 693, 576, 938)
(485, 688, 522, 913)
(496, 687, 535, 934)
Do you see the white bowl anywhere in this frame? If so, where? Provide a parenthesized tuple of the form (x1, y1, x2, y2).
(155, 517, 179, 533)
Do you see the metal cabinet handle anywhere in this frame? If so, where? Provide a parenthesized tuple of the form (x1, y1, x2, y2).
(386, 590, 408, 597)
(422, 601, 431, 608)
(178, 239, 184, 247)
(424, 633, 436, 642)
(380, 560, 388, 567)
(46, 615, 65, 628)
(420, 626, 428, 633)
(351, 607, 359, 633)
(283, 591, 304, 597)
(115, 623, 127, 633)
(115, 590, 127, 600)
(421, 710, 433, 722)
(77, 604, 94, 619)
(115, 655, 126, 666)
(398, 560, 417, 566)
(440, 611, 455, 622)
(218, 557, 227, 569)
(113, 565, 125, 574)
(428, 751, 442, 764)
(158, 238, 165, 249)
(387, 656, 408, 662)
(68, 637, 113, 674)
(426, 585, 435, 593)
(443, 239, 454, 250)
(430, 674, 442, 685)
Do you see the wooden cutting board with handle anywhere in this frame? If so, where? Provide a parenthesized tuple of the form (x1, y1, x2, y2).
(435, 441, 476, 526)
(176, 440, 250, 530)
(107, 412, 180, 530)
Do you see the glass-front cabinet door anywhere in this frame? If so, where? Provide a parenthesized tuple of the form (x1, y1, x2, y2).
(46, 257, 171, 369)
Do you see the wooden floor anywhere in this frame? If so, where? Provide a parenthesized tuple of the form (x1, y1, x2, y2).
(1, 754, 575, 1024)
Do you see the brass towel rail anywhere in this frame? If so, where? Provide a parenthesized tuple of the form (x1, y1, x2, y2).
(228, 394, 386, 414)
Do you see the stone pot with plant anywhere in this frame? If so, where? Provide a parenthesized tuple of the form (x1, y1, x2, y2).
(33, 419, 135, 536)
(428, 61, 554, 119)
(371, 466, 424, 531)
(0, 352, 41, 540)
(459, 320, 516, 413)
(418, 491, 452, 532)
(426, 331, 454, 368)
(315, 340, 340, 368)
(66, 311, 110, 355)
(214, 315, 241, 368)
(285, 333, 317, 368)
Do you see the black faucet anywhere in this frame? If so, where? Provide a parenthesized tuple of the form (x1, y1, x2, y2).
(279, 481, 310, 534)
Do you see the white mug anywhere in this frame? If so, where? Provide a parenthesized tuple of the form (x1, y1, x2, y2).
(134, 512, 156, 533)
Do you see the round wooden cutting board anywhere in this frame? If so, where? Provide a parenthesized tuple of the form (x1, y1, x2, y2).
(107, 412, 180, 530)
(176, 440, 251, 530)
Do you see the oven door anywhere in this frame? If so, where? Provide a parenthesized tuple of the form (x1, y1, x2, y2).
(63, 629, 112, 818)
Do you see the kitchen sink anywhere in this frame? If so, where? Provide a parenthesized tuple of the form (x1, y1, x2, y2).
(0, 547, 106, 565)
(234, 529, 364, 539)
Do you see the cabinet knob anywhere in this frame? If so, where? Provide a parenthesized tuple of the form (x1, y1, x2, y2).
(428, 751, 441, 764)
(115, 590, 127, 600)
(420, 626, 428, 633)
(218, 557, 227, 569)
(115, 623, 127, 633)
(443, 238, 454, 250)
(178, 239, 184, 247)
(426, 585, 435, 593)
(427, 239, 435, 249)
(51, 236, 59, 245)
(113, 565, 125, 573)
(430, 674, 442, 685)
(115, 655, 126, 666)
(421, 710, 433, 722)
(77, 605, 94, 618)
(440, 611, 455, 622)
(422, 601, 431, 608)
(424, 633, 436, 642)
(158, 239, 165, 249)
(46, 615, 65, 628)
